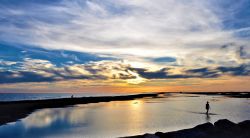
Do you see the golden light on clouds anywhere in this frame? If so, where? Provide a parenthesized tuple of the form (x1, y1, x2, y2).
(0, 0, 250, 93)
(126, 70, 146, 84)
(1, 75, 250, 93)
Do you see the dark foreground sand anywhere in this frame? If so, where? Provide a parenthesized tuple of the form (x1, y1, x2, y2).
(0, 93, 158, 125)
(125, 119, 250, 138)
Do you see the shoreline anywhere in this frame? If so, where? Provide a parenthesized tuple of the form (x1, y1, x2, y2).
(0, 93, 158, 126)
(125, 119, 250, 138)
(0, 92, 249, 126)
(184, 92, 250, 98)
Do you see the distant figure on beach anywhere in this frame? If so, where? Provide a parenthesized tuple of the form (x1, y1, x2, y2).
(206, 101, 210, 114)
(71, 95, 74, 98)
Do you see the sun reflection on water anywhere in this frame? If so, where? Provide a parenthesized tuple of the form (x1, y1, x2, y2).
(1, 94, 249, 138)
(131, 100, 143, 109)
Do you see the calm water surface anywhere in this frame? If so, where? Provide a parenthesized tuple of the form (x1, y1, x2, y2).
(0, 93, 124, 101)
(0, 93, 249, 138)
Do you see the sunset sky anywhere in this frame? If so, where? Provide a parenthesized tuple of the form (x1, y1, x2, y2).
(0, 0, 250, 93)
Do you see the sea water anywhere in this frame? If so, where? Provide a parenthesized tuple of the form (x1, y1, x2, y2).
(0, 92, 124, 101)
(0, 93, 249, 138)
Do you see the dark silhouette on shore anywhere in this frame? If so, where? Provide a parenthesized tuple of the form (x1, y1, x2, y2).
(126, 119, 250, 138)
(206, 101, 210, 114)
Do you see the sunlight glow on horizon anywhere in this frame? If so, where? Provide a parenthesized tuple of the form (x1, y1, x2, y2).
(0, 0, 250, 93)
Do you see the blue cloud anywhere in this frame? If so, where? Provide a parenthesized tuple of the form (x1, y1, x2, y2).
(0, 70, 107, 84)
(0, 43, 115, 68)
(237, 46, 250, 59)
(130, 64, 250, 80)
(129, 68, 171, 79)
(215, 0, 250, 30)
(0, 71, 57, 83)
(0, 0, 61, 6)
(217, 65, 250, 76)
(186, 68, 220, 78)
(152, 57, 176, 63)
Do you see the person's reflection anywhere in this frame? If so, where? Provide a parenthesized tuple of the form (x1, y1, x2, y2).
(205, 113, 211, 122)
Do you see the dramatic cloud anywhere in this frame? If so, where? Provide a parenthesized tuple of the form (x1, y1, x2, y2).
(0, 59, 141, 84)
(0, 44, 250, 85)
(186, 68, 219, 78)
(217, 65, 250, 76)
(130, 65, 250, 80)
(0, 0, 249, 58)
(0, 0, 250, 92)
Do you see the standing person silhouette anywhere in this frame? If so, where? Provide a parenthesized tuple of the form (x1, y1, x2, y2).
(206, 101, 210, 115)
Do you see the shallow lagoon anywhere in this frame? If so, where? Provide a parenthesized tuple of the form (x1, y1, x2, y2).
(0, 93, 249, 138)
